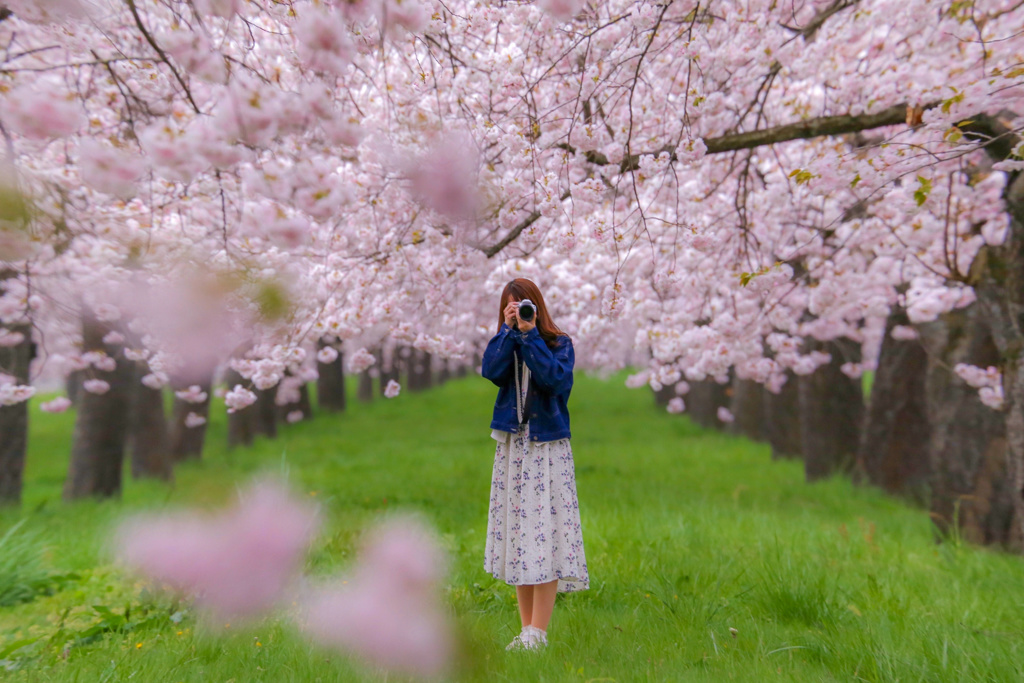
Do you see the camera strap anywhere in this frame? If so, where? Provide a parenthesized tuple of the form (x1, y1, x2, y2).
(512, 350, 530, 426)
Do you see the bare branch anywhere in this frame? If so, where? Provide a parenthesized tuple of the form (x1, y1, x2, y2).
(483, 191, 571, 258)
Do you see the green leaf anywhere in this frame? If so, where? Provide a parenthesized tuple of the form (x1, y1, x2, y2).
(914, 176, 933, 206)
(92, 605, 126, 626)
(788, 169, 815, 185)
(0, 637, 39, 659)
(850, 172, 861, 188)
(941, 90, 964, 114)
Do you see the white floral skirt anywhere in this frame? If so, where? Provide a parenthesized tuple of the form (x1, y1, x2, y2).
(484, 425, 589, 593)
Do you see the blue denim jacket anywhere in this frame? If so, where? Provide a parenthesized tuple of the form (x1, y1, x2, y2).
(481, 323, 574, 442)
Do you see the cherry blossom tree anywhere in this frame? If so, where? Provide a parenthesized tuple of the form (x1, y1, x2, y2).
(0, 0, 1022, 545)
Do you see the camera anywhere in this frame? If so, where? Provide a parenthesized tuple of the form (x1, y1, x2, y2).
(518, 299, 536, 322)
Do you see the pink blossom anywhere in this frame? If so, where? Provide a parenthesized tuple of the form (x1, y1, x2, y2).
(382, 0, 429, 33)
(141, 372, 168, 390)
(83, 351, 117, 372)
(193, 0, 240, 18)
(110, 272, 252, 385)
(295, 515, 452, 679)
(102, 331, 126, 345)
(624, 370, 650, 389)
(225, 385, 257, 413)
(601, 283, 624, 319)
(840, 362, 863, 379)
(537, 0, 585, 21)
(286, 410, 304, 423)
(184, 412, 207, 428)
(138, 123, 204, 183)
(954, 363, 1000, 389)
(295, 8, 355, 76)
(403, 133, 481, 222)
(717, 407, 734, 423)
(253, 372, 281, 391)
(40, 396, 72, 413)
(979, 386, 1005, 410)
(82, 379, 110, 395)
(890, 325, 918, 341)
(317, 346, 339, 364)
(78, 140, 145, 199)
(384, 380, 401, 398)
(5, 0, 90, 24)
(114, 479, 320, 622)
(0, 329, 25, 347)
(0, 381, 35, 406)
(667, 397, 685, 414)
(175, 385, 209, 404)
(347, 348, 376, 373)
(160, 30, 228, 83)
(93, 304, 122, 322)
(572, 178, 604, 206)
(954, 362, 1001, 412)
(3, 78, 81, 139)
(674, 137, 707, 165)
(124, 348, 149, 362)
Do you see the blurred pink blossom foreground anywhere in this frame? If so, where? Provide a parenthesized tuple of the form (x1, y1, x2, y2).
(114, 479, 320, 622)
(114, 480, 455, 679)
(296, 515, 454, 679)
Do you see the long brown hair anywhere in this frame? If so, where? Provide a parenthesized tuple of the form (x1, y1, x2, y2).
(497, 278, 568, 349)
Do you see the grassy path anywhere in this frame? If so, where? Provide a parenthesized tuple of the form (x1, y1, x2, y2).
(1, 374, 1022, 682)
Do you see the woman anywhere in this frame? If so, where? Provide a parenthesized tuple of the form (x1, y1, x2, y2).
(480, 278, 589, 651)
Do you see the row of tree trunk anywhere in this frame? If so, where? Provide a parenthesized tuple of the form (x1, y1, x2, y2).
(662, 301, 1014, 548)
(0, 337, 471, 505)
(657, 116, 1023, 552)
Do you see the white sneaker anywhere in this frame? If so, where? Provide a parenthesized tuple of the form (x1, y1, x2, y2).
(522, 626, 548, 650)
(505, 630, 529, 651)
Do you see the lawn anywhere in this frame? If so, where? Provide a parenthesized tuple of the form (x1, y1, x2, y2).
(1, 373, 1022, 682)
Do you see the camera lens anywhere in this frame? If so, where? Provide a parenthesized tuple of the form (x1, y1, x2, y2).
(519, 299, 535, 322)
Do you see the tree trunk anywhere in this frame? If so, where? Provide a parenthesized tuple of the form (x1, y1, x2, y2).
(168, 376, 212, 462)
(380, 345, 403, 397)
(358, 370, 374, 402)
(316, 341, 346, 412)
(0, 322, 31, 505)
(63, 312, 134, 500)
(959, 115, 1024, 549)
(254, 386, 277, 438)
(407, 348, 422, 391)
(798, 338, 864, 482)
(918, 305, 1013, 546)
(652, 383, 675, 407)
(437, 358, 451, 385)
(764, 372, 802, 460)
(409, 349, 433, 391)
(277, 379, 313, 423)
(65, 369, 81, 405)
(856, 310, 930, 501)
(729, 378, 767, 441)
(226, 368, 256, 449)
(687, 379, 728, 430)
(128, 364, 172, 481)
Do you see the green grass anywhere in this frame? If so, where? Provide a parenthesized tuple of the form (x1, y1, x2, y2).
(1, 374, 1023, 682)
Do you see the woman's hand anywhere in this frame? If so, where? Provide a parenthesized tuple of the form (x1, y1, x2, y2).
(503, 301, 519, 329)
(516, 308, 536, 333)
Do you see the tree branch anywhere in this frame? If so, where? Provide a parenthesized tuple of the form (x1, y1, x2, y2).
(124, 0, 201, 114)
(781, 0, 859, 41)
(558, 101, 940, 172)
(483, 191, 570, 258)
(490, 102, 942, 257)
